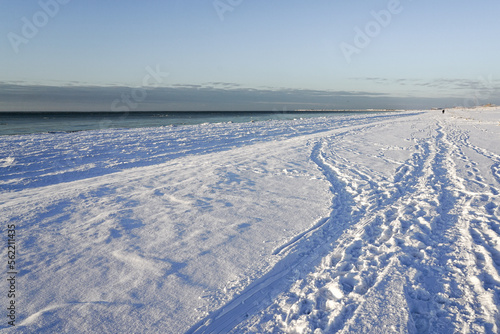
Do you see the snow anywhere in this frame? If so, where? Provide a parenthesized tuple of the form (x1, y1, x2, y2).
(1, 108, 499, 333)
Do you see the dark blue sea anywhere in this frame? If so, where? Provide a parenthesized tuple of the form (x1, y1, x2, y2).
(0, 111, 390, 136)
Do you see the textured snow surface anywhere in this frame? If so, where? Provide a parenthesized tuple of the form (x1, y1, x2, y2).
(1, 108, 499, 333)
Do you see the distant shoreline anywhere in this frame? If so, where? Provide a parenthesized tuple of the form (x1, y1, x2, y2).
(0, 109, 401, 136)
(0, 109, 404, 115)
(294, 108, 403, 112)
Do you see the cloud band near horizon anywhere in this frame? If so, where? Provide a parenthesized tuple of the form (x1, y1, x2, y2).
(0, 83, 497, 112)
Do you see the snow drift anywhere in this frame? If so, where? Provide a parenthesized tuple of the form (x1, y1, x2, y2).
(1, 108, 499, 333)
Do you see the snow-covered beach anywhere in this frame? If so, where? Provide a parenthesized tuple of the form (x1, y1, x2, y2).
(1, 108, 500, 333)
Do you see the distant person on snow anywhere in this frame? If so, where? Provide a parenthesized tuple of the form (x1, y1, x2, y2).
(442, 109, 445, 114)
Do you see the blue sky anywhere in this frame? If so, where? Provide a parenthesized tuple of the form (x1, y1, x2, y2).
(1, 0, 499, 111)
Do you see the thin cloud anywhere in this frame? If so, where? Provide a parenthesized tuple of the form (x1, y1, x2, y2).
(203, 82, 242, 88)
(353, 76, 500, 92)
(0, 83, 498, 112)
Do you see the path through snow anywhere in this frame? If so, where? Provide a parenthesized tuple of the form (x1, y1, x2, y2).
(191, 109, 500, 333)
(1, 108, 499, 333)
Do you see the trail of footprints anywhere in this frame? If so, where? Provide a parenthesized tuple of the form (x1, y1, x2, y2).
(241, 130, 430, 332)
(452, 130, 500, 331)
(241, 120, 500, 333)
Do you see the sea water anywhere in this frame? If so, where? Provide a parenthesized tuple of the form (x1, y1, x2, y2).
(0, 111, 385, 136)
